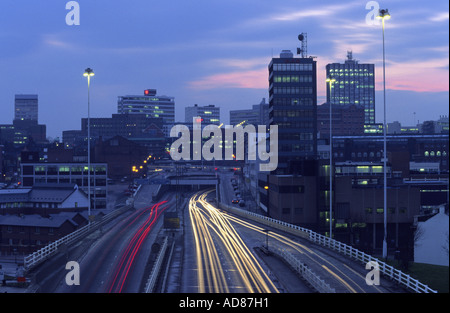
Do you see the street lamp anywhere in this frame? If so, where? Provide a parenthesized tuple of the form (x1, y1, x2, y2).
(376, 9, 390, 259)
(83, 68, 94, 222)
(326, 76, 336, 239)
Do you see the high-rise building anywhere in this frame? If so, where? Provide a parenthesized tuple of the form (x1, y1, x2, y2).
(15, 94, 38, 121)
(117, 89, 175, 126)
(185, 104, 220, 125)
(326, 51, 375, 125)
(268, 49, 317, 174)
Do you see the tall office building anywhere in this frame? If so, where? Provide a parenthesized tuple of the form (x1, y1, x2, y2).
(117, 89, 175, 126)
(326, 51, 375, 125)
(15, 94, 38, 121)
(268, 49, 317, 174)
(185, 104, 220, 125)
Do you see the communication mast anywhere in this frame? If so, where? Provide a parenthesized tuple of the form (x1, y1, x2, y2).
(297, 33, 307, 58)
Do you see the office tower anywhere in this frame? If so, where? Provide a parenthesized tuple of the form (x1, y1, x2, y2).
(268, 49, 317, 174)
(117, 89, 175, 125)
(15, 94, 38, 121)
(185, 104, 220, 125)
(326, 51, 375, 125)
(230, 98, 269, 127)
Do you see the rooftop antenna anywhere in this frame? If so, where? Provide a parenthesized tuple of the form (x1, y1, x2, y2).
(347, 50, 353, 60)
(297, 33, 307, 58)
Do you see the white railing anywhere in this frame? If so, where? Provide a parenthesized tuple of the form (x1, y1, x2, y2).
(219, 203, 438, 293)
(23, 204, 130, 270)
(270, 246, 335, 293)
(144, 237, 168, 293)
(23, 186, 143, 271)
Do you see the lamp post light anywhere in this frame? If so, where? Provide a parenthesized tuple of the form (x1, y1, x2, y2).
(326, 76, 336, 239)
(83, 68, 94, 222)
(376, 9, 390, 259)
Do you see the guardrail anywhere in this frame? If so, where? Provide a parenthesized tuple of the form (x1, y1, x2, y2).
(144, 236, 168, 293)
(219, 203, 438, 293)
(23, 204, 132, 271)
(23, 185, 143, 271)
(270, 246, 335, 293)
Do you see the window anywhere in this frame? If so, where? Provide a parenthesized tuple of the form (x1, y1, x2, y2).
(376, 208, 384, 214)
(282, 208, 290, 214)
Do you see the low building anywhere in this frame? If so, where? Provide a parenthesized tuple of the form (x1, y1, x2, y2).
(0, 183, 89, 216)
(0, 212, 88, 255)
(20, 162, 108, 209)
(267, 174, 317, 230)
(414, 205, 449, 266)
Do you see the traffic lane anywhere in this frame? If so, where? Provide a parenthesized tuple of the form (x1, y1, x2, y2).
(198, 193, 278, 293)
(55, 187, 171, 293)
(220, 173, 241, 207)
(107, 201, 168, 293)
(54, 205, 156, 293)
(223, 212, 391, 293)
(186, 191, 277, 293)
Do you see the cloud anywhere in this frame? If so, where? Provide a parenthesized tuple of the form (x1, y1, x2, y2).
(378, 58, 449, 92)
(429, 12, 449, 22)
(187, 68, 268, 90)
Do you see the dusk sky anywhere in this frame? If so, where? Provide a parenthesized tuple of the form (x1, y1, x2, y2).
(0, 0, 448, 139)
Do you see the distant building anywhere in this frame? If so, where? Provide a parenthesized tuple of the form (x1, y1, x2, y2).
(117, 89, 175, 126)
(14, 94, 38, 122)
(94, 135, 150, 180)
(185, 104, 220, 125)
(0, 119, 47, 146)
(317, 102, 365, 137)
(326, 52, 375, 126)
(81, 113, 164, 140)
(230, 98, 269, 127)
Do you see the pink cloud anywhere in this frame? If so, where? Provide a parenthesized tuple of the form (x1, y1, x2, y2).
(188, 68, 268, 90)
(377, 58, 449, 92)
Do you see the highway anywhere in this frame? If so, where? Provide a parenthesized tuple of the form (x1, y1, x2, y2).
(188, 191, 278, 293)
(53, 185, 170, 293)
(184, 188, 403, 293)
(30, 174, 405, 294)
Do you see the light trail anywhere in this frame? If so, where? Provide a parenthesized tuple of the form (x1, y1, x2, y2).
(189, 191, 278, 293)
(107, 200, 168, 293)
(223, 210, 374, 293)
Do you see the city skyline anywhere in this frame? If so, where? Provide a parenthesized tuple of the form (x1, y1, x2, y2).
(0, 0, 448, 139)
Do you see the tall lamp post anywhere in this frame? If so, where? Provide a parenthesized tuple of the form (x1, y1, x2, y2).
(326, 77, 336, 238)
(83, 68, 94, 222)
(376, 9, 390, 259)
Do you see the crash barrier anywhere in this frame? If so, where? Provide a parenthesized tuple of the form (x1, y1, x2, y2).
(219, 203, 437, 293)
